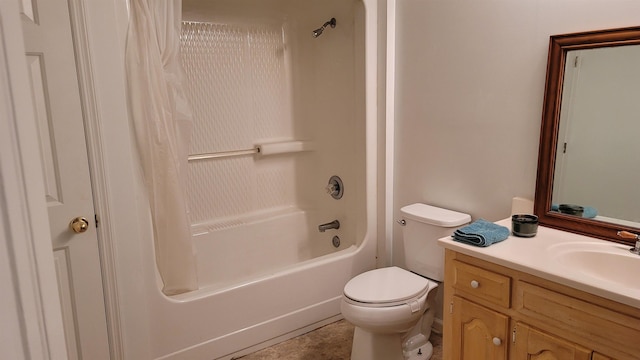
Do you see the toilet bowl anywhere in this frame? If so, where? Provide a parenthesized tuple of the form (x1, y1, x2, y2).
(341, 203, 470, 360)
(341, 267, 436, 360)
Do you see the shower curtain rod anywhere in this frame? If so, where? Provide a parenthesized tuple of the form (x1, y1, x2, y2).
(188, 147, 259, 161)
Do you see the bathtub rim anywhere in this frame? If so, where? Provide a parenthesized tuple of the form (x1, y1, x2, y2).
(169, 243, 359, 302)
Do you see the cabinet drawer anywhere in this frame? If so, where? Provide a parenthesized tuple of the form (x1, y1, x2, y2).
(515, 281, 640, 360)
(451, 260, 511, 308)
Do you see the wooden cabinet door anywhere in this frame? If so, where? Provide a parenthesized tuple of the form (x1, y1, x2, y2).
(592, 353, 614, 360)
(452, 296, 509, 360)
(513, 323, 591, 360)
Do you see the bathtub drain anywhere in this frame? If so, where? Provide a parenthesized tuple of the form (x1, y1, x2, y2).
(332, 236, 341, 248)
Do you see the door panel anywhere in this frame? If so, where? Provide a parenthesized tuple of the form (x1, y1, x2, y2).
(26, 53, 62, 204)
(513, 323, 592, 360)
(452, 296, 509, 360)
(21, 0, 110, 358)
(53, 250, 80, 360)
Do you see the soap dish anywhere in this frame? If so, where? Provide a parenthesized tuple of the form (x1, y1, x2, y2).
(511, 214, 538, 237)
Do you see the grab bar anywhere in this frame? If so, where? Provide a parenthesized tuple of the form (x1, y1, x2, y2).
(188, 147, 259, 161)
(188, 141, 313, 162)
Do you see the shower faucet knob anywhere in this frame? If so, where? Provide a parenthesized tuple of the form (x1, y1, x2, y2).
(325, 175, 344, 199)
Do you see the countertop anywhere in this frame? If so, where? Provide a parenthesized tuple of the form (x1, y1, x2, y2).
(438, 218, 640, 309)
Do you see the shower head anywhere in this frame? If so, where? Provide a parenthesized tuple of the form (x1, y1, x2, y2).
(312, 27, 324, 38)
(312, 18, 336, 38)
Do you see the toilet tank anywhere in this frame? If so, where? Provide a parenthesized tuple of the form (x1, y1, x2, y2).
(400, 203, 470, 281)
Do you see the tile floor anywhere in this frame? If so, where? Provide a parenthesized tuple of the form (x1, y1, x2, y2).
(238, 320, 443, 360)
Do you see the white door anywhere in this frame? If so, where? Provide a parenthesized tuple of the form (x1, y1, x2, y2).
(20, 0, 110, 359)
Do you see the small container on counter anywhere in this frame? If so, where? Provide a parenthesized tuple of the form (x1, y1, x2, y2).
(558, 204, 584, 217)
(511, 214, 538, 238)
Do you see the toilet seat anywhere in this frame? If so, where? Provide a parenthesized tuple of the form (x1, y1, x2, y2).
(343, 267, 432, 308)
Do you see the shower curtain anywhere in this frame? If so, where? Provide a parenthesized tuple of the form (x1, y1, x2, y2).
(125, 0, 198, 294)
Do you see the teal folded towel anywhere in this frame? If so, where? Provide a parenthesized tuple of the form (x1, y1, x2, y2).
(452, 219, 510, 247)
(582, 206, 598, 218)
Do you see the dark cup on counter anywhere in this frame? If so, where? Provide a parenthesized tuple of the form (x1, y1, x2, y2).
(511, 214, 538, 237)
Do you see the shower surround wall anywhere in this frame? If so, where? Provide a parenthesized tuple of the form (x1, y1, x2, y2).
(180, 0, 367, 290)
(181, 20, 296, 223)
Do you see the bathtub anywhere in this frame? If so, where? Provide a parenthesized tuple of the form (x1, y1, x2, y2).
(191, 208, 355, 291)
(135, 0, 380, 359)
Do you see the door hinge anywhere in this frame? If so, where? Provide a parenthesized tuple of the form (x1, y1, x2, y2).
(512, 327, 517, 343)
(95, 214, 99, 228)
(563, 142, 567, 153)
(574, 55, 579, 68)
(449, 301, 454, 314)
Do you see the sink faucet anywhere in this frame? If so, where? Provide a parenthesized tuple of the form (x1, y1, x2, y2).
(318, 220, 340, 232)
(630, 240, 640, 255)
(618, 231, 640, 255)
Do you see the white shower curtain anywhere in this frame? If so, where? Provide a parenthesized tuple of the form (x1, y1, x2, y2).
(125, 0, 198, 295)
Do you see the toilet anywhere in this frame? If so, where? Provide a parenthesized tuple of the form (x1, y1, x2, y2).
(341, 203, 471, 360)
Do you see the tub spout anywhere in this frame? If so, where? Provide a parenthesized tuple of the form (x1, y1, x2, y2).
(318, 220, 340, 232)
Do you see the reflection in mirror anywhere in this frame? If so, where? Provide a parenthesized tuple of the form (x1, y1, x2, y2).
(534, 26, 640, 245)
(552, 45, 640, 228)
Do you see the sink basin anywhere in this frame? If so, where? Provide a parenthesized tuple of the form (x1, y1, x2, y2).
(550, 242, 640, 290)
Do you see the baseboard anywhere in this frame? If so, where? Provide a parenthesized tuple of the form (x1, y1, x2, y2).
(432, 317, 443, 335)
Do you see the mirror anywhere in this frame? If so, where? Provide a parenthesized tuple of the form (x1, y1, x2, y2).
(534, 26, 640, 245)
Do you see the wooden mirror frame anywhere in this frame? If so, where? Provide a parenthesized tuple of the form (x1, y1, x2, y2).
(534, 26, 640, 245)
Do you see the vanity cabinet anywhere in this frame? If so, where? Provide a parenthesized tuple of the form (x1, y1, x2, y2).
(512, 322, 591, 360)
(592, 354, 614, 360)
(442, 250, 640, 360)
(451, 296, 508, 360)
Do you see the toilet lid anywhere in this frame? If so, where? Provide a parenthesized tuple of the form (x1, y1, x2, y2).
(344, 267, 430, 304)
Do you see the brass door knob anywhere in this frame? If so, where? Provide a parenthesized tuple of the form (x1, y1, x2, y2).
(69, 217, 89, 233)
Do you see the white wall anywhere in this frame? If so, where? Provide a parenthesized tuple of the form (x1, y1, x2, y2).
(392, 0, 640, 266)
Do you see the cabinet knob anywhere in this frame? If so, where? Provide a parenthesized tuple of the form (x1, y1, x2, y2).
(492, 337, 502, 346)
(470, 280, 479, 289)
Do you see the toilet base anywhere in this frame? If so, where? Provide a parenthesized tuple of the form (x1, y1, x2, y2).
(350, 327, 434, 360)
(350, 327, 405, 360)
(404, 341, 433, 360)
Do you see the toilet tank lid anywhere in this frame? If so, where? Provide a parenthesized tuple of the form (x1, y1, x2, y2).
(400, 203, 471, 227)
